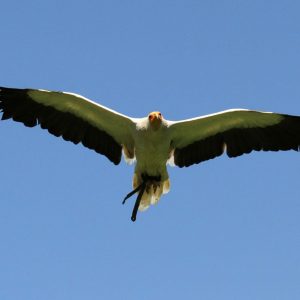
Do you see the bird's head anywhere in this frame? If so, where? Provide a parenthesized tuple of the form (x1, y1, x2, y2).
(148, 111, 163, 130)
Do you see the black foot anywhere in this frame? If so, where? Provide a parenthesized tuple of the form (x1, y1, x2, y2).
(130, 181, 146, 222)
(122, 184, 143, 205)
(122, 174, 162, 222)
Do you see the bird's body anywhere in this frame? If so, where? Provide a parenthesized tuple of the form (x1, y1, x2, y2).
(134, 118, 170, 177)
(1, 86, 300, 221)
(129, 117, 172, 210)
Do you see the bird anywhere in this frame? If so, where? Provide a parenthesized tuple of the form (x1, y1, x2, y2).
(1, 86, 300, 221)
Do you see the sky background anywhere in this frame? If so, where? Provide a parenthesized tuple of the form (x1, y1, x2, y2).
(0, 1, 300, 299)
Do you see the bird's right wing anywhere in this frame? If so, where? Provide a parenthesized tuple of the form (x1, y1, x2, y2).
(168, 109, 300, 167)
(0, 87, 136, 165)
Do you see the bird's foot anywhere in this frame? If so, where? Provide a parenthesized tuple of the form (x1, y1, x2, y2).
(122, 174, 161, 222)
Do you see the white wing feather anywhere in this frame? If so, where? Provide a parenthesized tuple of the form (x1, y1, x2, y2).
(29, 89, 136, 146)
(168, 109, 284, 148)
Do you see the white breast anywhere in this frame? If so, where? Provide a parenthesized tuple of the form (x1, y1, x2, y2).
(133, 121, 171, 179)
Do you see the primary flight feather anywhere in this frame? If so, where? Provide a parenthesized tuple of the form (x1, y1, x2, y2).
(1, 87, 300, 221)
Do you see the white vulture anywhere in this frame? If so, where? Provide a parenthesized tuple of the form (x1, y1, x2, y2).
(1, 87, 300, 221)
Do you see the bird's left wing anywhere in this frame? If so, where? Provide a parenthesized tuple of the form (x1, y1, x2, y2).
(0, 87, 136, 164)
(168, 109, 300, 167)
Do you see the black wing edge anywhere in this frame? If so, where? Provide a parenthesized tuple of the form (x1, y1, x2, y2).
(0, 87, 122, 165)
(174, 115, 300, 167)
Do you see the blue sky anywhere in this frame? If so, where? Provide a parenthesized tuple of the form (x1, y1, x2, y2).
(1, 1, 300, 299)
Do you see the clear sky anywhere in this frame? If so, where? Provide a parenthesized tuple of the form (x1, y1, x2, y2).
(1, 1, 300, 299)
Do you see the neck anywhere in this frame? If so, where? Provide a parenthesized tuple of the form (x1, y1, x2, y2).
(149, 121, 161, 131)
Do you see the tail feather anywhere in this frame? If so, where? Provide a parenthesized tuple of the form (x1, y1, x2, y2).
(135, 178, 170, 211)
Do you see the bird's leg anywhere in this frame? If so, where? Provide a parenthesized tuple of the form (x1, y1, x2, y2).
(122, 174, 150, 204)
(122, 183, 144, 204)
(122, 179, 147, 222)
(131, 181, 147, 222)
(122, 174, 161, 222)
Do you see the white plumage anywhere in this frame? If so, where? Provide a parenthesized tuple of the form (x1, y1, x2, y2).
(1, 87, 300, 221)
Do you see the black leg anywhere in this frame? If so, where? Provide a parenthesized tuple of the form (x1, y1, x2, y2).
(122, 183, 143, 204)
(122, 174, 162, 221)
(131, 181, 147, 222)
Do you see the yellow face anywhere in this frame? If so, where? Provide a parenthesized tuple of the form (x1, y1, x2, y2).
(148, 111, 163, 130)
(148, 111, 163, 122)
